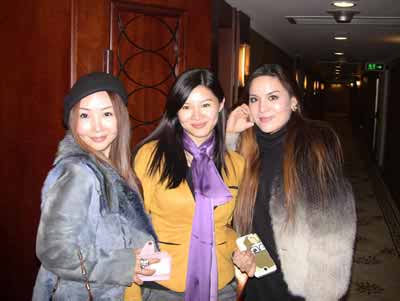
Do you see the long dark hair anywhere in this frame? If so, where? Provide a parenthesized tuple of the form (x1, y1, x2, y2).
(234, 64, 345, 234)
(133, 68, 228, 188)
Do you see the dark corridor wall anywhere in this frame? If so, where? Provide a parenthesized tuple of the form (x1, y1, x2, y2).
(324, 84, 351, 117)
(249, 29, 293, 73)
(1, 1, 70, 300)
(383, 61, 400, 209)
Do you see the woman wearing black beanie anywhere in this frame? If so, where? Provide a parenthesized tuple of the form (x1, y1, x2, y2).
(32, 72, 159, 300)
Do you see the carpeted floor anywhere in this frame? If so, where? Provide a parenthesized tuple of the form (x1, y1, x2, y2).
(326, 116, 400, 301)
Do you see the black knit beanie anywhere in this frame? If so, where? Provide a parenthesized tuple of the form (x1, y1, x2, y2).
(63, 72, 128, 128)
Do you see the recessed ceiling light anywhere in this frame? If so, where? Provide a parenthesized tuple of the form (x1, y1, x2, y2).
(328, 10, 359, 23)
(334, 52, 344, 55)
(332, 1, 356, 8)
(334, 36, 348, 40)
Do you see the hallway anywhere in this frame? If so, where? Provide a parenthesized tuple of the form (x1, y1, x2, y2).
(327, 116, 400, 301)
(3, 1, 400, 299)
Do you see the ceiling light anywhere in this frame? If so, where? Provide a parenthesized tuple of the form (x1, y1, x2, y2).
(332, 1, 356, 8)
(327, 10, 359, 23)
(334, 36, 348, 40)
(334, 52, 344, 55)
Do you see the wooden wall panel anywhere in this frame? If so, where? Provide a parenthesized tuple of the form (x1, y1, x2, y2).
(0, 1, 213, 299)
(0, 1, 70, 300)
(0, 0, 213, 299)
(72, 0, 213, 145)
(72, 0, 110, 81)
(73, 0, 212, 80)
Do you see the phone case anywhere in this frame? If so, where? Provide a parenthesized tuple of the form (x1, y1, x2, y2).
(236, 233, 277, 278)
(138, 241, 171, 281)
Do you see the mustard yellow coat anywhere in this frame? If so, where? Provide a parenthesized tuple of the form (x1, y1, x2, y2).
(133, 141, 244, 292)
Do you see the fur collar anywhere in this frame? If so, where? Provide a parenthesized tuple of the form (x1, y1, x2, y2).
(54, 133, 158, 242)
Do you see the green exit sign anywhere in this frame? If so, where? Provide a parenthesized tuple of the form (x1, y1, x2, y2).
(366, 63, 385, 71)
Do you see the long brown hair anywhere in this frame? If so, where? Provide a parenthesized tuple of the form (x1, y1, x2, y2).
(69, 92, 140, 192)
(234, 64, 345, 234)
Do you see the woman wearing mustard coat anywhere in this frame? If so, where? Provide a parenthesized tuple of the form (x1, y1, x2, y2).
(131, 69, 244, 301)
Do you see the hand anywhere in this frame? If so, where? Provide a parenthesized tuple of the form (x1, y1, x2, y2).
(226, 104, 254, 134)
(133, 249, 160, 285)
(232, 249, 256, 277)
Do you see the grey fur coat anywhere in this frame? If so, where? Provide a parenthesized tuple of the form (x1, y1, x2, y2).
(32, 134, 157, 301)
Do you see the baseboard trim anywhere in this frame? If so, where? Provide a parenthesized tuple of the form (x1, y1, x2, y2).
(369, 163, 400, 257)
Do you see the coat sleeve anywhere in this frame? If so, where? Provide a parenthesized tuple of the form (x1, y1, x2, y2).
(304, 181, 357, 301)
(36, 162, 136, 286)
(225, 132, 240, 151)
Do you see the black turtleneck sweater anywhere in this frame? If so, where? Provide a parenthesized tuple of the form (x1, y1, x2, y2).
(244, 126, 304, 301)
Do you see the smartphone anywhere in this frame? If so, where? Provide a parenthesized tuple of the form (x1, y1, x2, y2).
(138, 241, 171, 281)
(236, 233, 277, 278)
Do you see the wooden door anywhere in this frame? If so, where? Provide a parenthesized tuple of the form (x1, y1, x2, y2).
(72, 0, 213, 145)
(110, 2, 184, 144)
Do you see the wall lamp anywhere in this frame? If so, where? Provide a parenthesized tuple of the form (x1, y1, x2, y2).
(238, 43, 250, 87)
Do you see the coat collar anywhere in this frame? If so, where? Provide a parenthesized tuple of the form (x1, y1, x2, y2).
(54, 133, 158, 242)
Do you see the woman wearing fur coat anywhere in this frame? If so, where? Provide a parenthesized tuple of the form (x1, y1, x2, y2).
(32, 72, 159, 300)
(229, 64, 356, 301)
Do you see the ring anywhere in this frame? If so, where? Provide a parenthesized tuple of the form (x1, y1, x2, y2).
(140, 258, 150, 270)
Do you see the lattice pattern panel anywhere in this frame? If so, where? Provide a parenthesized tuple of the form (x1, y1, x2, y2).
(112, 3, 183, 144)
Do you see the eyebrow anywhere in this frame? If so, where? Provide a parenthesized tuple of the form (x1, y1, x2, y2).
(184, 99, 215, 104)
(249, 90, 280, 97)
(79, 106, 113, 111)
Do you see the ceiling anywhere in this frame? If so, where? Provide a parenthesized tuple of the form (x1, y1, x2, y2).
(225, 0, 400, 82)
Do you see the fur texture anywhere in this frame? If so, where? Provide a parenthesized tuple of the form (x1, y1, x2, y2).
(32, 134, 157, 300)
(270, 180, 356, 300)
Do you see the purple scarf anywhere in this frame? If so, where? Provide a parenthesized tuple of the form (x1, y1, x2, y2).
(183, 132, 232, 301)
